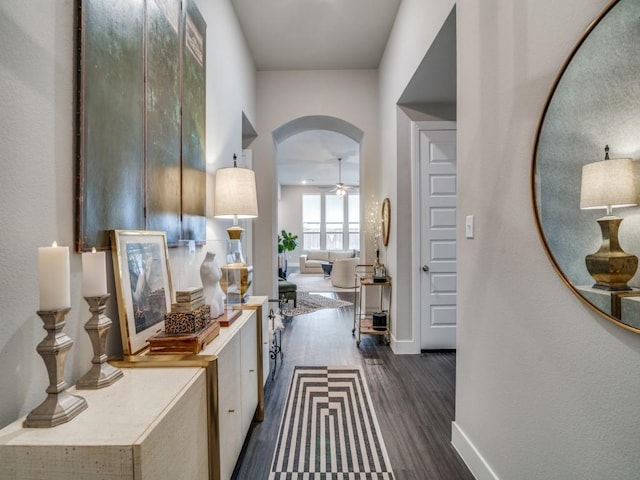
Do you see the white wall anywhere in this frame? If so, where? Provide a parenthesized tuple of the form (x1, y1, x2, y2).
(378, 0, 455, 349)
(253, 70, 379, 298)
(278, 185, 316, 266)
(199, 0, 256, 292)
(0, 0, 255, 428)
(454, 0, 640, 478)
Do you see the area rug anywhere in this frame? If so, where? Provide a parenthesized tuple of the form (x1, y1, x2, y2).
(281, 292, 352, 318)
(269, 366, 394, 479)
(287, 273, 356, 293)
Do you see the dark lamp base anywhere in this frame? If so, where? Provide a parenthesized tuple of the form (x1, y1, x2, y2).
(591, 282, 633, 292)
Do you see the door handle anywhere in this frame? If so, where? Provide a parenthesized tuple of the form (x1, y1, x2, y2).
(422, 265, 430, 272)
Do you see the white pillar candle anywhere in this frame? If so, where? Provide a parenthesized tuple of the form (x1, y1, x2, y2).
(38, 241, 71, 311)
(82, 247, 108, 297)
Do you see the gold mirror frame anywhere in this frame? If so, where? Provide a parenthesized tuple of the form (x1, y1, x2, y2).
(381, 198, 391, 247)
(532, 0, 640, 334)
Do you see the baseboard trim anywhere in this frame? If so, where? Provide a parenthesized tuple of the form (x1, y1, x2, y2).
(451, 421, 500, 480)
(390, 336, 420, 355)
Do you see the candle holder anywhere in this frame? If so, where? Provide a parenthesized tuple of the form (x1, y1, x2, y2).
(24, 308, 87, 428)
(77, 294, 123, 389)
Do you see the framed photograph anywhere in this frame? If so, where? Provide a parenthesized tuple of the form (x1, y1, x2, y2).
(111, 230, 173, 355)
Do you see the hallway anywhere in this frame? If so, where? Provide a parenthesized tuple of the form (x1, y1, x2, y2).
(233, 293, 474, 479)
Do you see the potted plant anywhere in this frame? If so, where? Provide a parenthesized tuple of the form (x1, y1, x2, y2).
(278, 230, 299, 279)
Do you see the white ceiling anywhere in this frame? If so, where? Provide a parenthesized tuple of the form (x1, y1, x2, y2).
(230, 0, 400, 188)
(230, 1, 456, 188)
(276, 130, 359, 186)
(230, 0, 402, 71)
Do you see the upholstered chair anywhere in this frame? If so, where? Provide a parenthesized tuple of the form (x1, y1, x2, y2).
(330, 257, 360, 288)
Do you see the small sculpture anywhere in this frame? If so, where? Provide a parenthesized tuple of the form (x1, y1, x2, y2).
(200, 252, 225, 318)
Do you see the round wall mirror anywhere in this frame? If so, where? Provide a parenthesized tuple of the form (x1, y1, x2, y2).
(381, 198, 390, 247)
(533, 0, 640, 333)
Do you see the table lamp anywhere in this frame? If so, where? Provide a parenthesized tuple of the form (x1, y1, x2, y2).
(214, 155, 258, 303)
(580, 146, 638, 290)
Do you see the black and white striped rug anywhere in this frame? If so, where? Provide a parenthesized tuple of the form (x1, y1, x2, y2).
(269, 366, 395, 480)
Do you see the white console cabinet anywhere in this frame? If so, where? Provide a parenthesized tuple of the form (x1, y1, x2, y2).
(0, 300, 268, 480)
(0, 368, 209, 479)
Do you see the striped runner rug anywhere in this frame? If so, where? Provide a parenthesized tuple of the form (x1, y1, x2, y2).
(269, 366, 395, 480)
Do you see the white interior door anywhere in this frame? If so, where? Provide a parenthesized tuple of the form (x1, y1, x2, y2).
(419, 128, 457, 350)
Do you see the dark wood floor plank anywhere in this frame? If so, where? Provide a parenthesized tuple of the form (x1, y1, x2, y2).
(232, 292, 474, 480)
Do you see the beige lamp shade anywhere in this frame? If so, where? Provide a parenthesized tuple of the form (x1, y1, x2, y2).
(213, 166, 258, 219)
(580, 157, 637, 210)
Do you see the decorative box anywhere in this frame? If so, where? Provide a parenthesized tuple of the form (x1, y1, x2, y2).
(175, 286, 204, 303)
(147, 319, 220, 355)
(165, 304, 211, 335)
(171, 296, 205, 313)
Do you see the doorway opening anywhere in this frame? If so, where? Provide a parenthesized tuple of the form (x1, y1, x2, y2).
(272, 116, 364, 279)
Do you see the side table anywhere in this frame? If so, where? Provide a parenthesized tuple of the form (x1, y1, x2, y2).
(321, 261, 333, 278)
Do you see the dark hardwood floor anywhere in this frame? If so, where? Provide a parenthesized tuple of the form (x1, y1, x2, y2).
(232, 292, 474, 480)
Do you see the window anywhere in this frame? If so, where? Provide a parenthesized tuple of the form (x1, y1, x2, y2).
(302, 193, 360, 251)
(302, 195, 321, 250)
(348, 194, 360, 249)
(325, 195, 344, 249)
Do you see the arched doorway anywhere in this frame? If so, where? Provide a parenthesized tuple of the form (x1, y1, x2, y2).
(273, 116, 363, 277)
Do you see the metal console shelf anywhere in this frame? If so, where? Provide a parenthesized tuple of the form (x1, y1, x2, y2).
(352, 265, 392, 347)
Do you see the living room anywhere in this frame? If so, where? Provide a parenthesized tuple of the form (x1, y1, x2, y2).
(272, 119, 369, 305)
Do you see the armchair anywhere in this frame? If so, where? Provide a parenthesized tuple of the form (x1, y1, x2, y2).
(330, 257, 360, 288)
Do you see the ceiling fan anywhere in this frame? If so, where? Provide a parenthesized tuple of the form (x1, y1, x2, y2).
(329, 157, 356, 198)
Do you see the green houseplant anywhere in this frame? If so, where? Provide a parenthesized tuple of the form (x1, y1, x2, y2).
(278, 230, 299, 254)
(278, 230, 298, 278)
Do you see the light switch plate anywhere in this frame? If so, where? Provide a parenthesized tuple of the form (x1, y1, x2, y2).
(465, 215, 474, 239)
